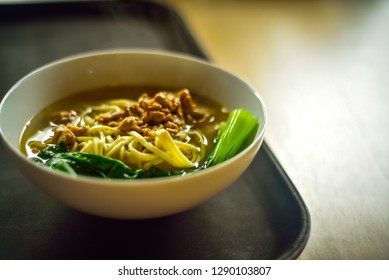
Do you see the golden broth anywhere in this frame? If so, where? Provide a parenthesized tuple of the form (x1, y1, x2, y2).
(20, 85, 229, 170)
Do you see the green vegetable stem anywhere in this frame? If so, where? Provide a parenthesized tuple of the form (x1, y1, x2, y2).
(206, 108, 259, 167)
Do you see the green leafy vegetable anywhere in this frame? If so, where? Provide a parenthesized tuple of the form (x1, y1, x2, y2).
(206, 108, 259, 167)
(32, 142, 183, 179)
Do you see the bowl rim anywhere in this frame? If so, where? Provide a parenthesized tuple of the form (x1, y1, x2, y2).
(0, 48, 267, 187)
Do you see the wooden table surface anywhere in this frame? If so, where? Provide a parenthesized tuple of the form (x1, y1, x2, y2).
(164, 0, 389, 259)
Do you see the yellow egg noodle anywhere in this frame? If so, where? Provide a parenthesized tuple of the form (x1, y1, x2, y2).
(59, 99, 205, 170)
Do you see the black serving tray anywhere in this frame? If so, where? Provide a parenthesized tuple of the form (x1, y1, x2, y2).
(0, 0, 310, 260)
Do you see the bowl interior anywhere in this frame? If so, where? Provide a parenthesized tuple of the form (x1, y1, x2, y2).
(1, 50, 266, 157)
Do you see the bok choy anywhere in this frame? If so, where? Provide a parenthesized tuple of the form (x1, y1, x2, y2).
(32, 142, 181, 179)
(206, 108, 259, 167)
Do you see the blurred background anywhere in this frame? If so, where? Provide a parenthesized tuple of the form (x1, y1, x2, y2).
(162, 0, 389, 259)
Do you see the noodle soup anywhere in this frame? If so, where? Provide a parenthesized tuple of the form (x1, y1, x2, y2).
(20, 86, 229, 175)
(1, 50, 266, 218)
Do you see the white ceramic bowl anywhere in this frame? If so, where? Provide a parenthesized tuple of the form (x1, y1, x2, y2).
(0, 49, 266, 219)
